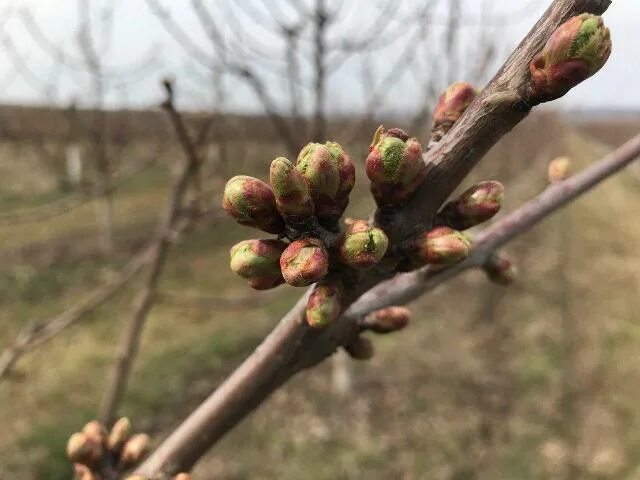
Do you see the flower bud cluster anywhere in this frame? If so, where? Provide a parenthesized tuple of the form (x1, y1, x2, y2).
(224, 141, 391, 329)
(67, 418, 151, 478)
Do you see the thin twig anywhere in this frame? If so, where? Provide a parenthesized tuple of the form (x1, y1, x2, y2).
(98, 79, 204, 425)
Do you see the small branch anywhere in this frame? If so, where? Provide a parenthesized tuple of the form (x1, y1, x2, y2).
(138, 132, 639, 478)
(392, 0, 612, 244)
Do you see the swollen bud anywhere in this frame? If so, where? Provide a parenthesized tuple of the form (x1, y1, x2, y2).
(280, 238, 329, 287)
(530, 14, 611, 102)
(82, 420, 106, 445)
(270, 157, 314, 225)
(409, 226, 471, 267)
(338, 220, 389, 269)
(296, 142, 355, 225)
(437, 181, 504, 230)
(548, 156, 571, 183)
(67, 432, 102, 467)
(230, 239, 287, 290)
(174, 475, 192, 480)
(484, 254, 517, 286)
(364, 306, 411, 334)
(366, 126, 426, 207)
(120, 433, 151, 467)
(344, 336, 375, 360)
(107, 417, 131, 453)
(431, 82, 477, 141)
(306, 279, 342, 328)
(222, 175, 284, 234)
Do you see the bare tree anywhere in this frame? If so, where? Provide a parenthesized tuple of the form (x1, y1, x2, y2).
(15, 1, 157, 254)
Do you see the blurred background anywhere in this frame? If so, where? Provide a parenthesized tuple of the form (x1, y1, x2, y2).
(0, 1, 638, 479)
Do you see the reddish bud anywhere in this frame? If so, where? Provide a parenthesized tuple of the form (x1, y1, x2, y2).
(296, 142, 354, 225)
(432, 82, 477, 139)
(174, 475, 192, 480)
(409, 226, 471, 267)
(548, 156, 571, 184)
(107, 417, 131, 453)
(306, 279, 343, 328)
(82, 420, 106, 445)
(438, 180, 504, 230)
(230, 239, 287, 290)
(270, 157, 314, 224)
(67, 432, 102, 468)
(344, 336, 375, 360)
(280, 238, 329, 287)
(530, 14, 611, 102)
(74, 464, 100, 480)
(366, 126, 426, 207)
(338, 220, 389, 269)
(484, 254, 517, 286)
(120, 433, 151, 467)
(223, 175, 284, 234)
(365, 306, 411, 334)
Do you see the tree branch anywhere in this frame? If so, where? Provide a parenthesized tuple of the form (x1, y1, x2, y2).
(135, 1, 618, 477)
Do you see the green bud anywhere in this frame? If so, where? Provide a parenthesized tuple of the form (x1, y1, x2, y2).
(230, 239, 287, 290)
(438, 180, 504, 230)
(280, 238, 329, 287)
(306, 279, 343, 328)
(365, 306, 411, 334)
(344, 336, 374, 360)
(222, 175, 284, 234)
(338, 220, 389, 269)
(296, 142, 355, 225)
(431, 82, 477, 140)
(530, 14, 611, 102)
(270, 156, 314, 224)
(409, 226, 471, 266)
(366, 126, 426, 207)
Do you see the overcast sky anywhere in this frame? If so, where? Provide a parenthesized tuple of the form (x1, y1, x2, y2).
(0, 0, 637, 114)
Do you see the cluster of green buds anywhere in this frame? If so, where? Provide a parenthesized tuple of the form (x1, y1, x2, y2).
(530, 14, 611, 102)
(431, 82, 478, 143)
(224, 140, 391, 329)
(67, 418, 151, 479)
(365, 126, 426, 207)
